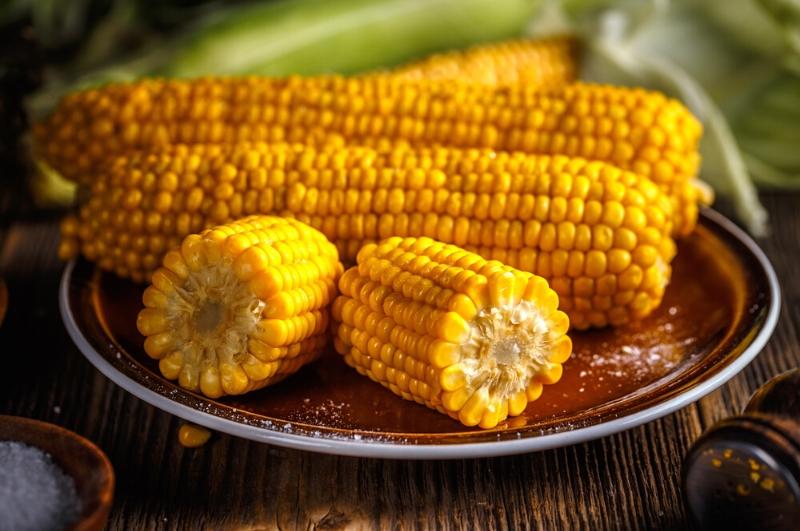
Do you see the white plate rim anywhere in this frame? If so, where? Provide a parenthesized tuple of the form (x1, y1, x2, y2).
(59, 209, 781, 459)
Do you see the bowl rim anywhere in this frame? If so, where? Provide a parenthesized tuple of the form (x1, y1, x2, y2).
(0, 414, 115, 529)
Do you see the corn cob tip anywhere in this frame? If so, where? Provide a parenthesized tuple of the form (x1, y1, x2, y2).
(692, 179, 715, 207)
(136, 215, 341, 398)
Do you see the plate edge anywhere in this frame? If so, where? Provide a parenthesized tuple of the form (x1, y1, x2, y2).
(59, 210, 782, 459)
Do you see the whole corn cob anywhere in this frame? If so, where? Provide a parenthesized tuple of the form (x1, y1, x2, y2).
(287, 148, 676, 329)
(135, 215, 342, 398)
(63, 143, 676, 329)
(391, 37, 576, 87)
(35, 78, 703, 235)
(332, 236, 572, 428)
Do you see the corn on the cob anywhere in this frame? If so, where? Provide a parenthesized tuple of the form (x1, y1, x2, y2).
(63, 143, 675, 329)
(391, 37, 576, 87)
(135, 215, 341, 398)
(36, 78, 702, 234)
(287, 148, 676, 329)
(332, 236, 572, 428)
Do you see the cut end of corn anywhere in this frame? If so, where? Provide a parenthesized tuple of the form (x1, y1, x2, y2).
(333, 236, 571, 429)
(136, 215, 341, 398)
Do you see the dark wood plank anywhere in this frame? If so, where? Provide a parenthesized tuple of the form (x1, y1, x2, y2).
(0, 193, 797, 530)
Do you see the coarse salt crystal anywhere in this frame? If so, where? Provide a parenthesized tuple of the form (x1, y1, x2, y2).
(0, 441, 81, 531)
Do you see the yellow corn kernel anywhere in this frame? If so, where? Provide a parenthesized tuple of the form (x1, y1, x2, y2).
(178, 423, 211, 448)
(332, 236, 571, 429)
(136, 215, 341, 398)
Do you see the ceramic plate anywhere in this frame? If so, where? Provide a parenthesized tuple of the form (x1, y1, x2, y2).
(60, 209, 779, 459)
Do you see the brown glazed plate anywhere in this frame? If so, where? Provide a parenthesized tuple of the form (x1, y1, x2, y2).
(59, 209, 780, 459)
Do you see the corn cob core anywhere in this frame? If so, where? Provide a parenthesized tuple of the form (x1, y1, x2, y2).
(36, 78, 702, 234)
(61, 143, 676, 329)
(135, 215, 341, 398)
(332, 236, 572, 429)
(391, 37, 576, 87)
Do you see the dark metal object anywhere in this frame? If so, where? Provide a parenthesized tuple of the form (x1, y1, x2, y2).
(683, 370, 800, 530)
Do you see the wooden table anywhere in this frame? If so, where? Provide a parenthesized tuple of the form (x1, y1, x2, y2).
(0, 191, 797, 530)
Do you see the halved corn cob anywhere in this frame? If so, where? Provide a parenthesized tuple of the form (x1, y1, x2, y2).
(135, 215, 342, 398)
(62, 143, 675, 329)
(332, 236, 572, 428)
(391, 36, 576, 87)
(35, 78, 702, 234)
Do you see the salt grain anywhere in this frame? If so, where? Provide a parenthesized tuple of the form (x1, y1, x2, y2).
(0, 441, 81, 531)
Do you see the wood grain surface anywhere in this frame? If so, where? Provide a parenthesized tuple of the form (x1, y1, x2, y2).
(0, 192, 797, 530)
